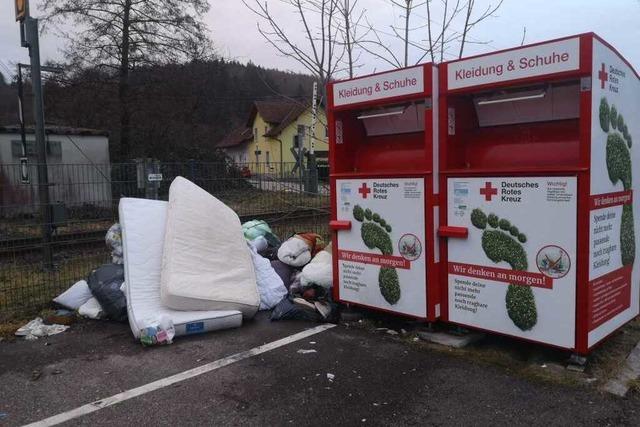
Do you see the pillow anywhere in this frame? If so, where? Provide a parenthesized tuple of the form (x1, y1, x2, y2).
(53, 280, 93, 310)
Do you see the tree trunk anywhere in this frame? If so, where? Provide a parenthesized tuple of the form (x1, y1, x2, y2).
(118, 0, 132, 160)
(458, 0, 473, 59)
(404, 0, 411, 67)
(344, 0, 353, 78)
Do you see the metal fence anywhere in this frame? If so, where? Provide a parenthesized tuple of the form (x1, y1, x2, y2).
(0, 161, 330, 319)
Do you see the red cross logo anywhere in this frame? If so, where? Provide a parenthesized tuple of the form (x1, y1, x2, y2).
(480, 181, 498, 201)
(358, 183, 371, 199)
(598, 63, 608, 89)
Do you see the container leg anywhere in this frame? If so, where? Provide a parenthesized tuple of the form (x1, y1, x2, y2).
(567, 353, 588, 372)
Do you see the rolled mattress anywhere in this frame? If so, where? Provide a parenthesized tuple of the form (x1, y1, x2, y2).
(161, 177, 260, 317)
(119, 197, 242, 338)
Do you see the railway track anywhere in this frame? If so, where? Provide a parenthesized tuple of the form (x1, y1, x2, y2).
(0, 209, 329, 257)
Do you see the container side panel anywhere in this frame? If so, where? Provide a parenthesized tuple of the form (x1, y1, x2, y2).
(588, 39, 640, 348)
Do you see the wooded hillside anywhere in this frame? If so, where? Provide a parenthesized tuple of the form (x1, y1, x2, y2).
(0, 60, 315, 161)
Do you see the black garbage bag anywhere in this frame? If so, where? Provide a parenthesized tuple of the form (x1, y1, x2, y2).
(87, 264, 127, 322)
(270, 296, 323, 322)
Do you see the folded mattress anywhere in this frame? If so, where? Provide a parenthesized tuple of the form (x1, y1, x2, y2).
(119, 197, 242, 338)
(161, 177, 260, 317)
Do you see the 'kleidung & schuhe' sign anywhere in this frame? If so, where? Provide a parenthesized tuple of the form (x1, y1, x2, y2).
(447, 38, 580, 90)
(332, 66, 424, 106)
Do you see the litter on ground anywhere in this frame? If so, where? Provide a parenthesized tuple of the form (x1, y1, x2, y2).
(15, 318, 69, 340)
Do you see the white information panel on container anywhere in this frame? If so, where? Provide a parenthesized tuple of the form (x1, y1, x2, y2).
(336, 178, 427, 317)
(588, 39, 640, 347)
(447, 38, 580, 90)
(447, 177, 577, 348)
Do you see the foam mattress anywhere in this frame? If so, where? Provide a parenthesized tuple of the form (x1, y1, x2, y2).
(119, 197, 242, 338)
(161, 177, 260, 317)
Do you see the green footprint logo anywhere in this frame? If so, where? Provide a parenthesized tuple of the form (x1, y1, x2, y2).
(600, 98, 635, 266)
(353, 205, 400, 304)
(471, 208, 538, 331)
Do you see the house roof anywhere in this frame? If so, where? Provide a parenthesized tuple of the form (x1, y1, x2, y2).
(217, 126, 252, 148)
(0, 125, 109, 137)
(247, 100, 309, 137)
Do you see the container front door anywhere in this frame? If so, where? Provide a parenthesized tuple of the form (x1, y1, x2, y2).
(446, 176, 577, 348)
(335, 178, 427, 318)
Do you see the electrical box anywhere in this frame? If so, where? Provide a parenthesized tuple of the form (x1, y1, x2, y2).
(438, 33, 639, 353)
(327, 64, 441, 320)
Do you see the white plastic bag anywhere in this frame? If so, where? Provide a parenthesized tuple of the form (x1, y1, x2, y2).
(53, 280, 93, 310)
(78, 297, 105, 319)
(248, 242, 287, 310)
(300, 250, 333, 289)
(139, 316, 175, 346)
(106, 223, 124, 264)
(15, 317, 69, 340)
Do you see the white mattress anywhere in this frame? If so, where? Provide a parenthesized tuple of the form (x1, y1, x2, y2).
(161, 177, 260, 317)
(119, 198, 242, 338)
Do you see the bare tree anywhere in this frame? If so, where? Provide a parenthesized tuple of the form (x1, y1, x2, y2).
(457, 0, 504, 58)
(337, 0, 367, 78)
(242, 0, 345, 101)
(359, 0, 504, 68)
(358, 0, 428, 69)
(41, 0, 212, 158)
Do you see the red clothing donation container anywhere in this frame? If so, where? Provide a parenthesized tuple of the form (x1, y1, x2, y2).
(438, 33, 640, 354)
(327, 64, 441, 320)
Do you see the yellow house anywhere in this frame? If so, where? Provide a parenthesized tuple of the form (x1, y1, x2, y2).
(218, 100, 328, 172)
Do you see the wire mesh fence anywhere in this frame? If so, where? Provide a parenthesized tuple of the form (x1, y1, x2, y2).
(0, 160, 330, 319)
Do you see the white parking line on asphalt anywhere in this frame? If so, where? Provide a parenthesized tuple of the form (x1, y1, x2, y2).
(23, 324, 336, 427)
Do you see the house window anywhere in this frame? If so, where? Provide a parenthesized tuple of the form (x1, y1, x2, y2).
(266, 151, 270, 165)
(325, 125, 329, 138)
(297, 124, 305, 137)
(11, 140, 62, 158)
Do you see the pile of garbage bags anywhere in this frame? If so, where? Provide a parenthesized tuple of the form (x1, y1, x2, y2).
(48, 177, 335, 347)
(243, 221, 336, 323)
(53, 264, 127, 322)
(54, 218, 335, 326)
(53, 224, 127, 322)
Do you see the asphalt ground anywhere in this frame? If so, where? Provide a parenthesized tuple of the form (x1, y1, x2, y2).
(1, 313, 639, 426)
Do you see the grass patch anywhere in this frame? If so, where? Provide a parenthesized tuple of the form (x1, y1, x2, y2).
(0, 251, 109, 318)
(222, 189, 329, 217)
(587, 317, 640, 384)
(628, 378, 640, 393)
(0, 219, 115, 241)
(0, 319, 24, 341)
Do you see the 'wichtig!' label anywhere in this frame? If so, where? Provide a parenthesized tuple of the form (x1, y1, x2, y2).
(447, 38, 580, 90)
(333, 66, 425, 106)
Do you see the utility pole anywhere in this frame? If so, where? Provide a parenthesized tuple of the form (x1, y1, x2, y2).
(17, 64, 29, 184)
(17, 0, 54, 269)
(306, 81, 319, 194)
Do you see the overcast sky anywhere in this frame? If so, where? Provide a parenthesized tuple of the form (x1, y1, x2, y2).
(1, 0, 639, 81)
